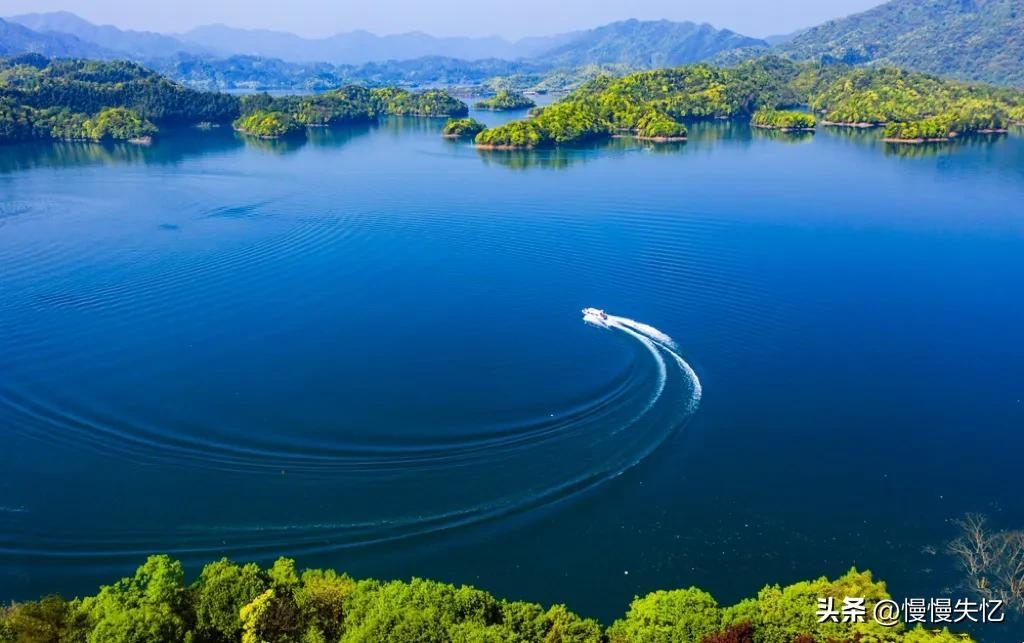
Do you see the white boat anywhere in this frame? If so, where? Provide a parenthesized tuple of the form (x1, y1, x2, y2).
(582, 307, 608, 320)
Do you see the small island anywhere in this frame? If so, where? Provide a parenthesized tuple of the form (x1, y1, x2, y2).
(475, 90, 536, 111)
(233, 110, 305, 139)
(442, 118, 487, 139)
(751, 108, 816, 131)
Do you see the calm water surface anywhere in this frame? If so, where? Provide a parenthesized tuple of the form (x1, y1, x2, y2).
(2, 112, 1023, 627)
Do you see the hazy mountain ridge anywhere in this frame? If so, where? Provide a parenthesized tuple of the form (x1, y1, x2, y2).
(0, 17, 111, 59)
(538, 19, 767, 67)
(3, 12, 762, 69)
(4, 2, 1023, 88)
(9, 11, 204, 58)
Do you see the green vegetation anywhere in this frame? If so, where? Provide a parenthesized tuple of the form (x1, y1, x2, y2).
(0, 56, 237, 143)
(634, 111, 688, 139)
(369, 87, 468, 117)
(233, 110, 304, 139)
(779, 0, 1024, 87)
(442, 118, 487, 139)
(475, 58, 1024, 148)
(0, 556, 976, 643)
(0, 56, 470, 142)
(810, 68, 1016, 137)
(475, 90, 536, 111)
(750, 108, 815, 131)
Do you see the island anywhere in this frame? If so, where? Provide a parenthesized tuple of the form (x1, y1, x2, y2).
(474, 90, 536, 111)
(233, 110, 305, 138)
(475, 59, 1024, 149)
(442, 117, 487, 139)
(0, 553, 974, 643)
(751, 108, 816, 131)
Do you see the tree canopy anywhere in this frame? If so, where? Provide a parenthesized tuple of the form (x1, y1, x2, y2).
(475, 90, 536, 111)
(0, 557, 976, 643)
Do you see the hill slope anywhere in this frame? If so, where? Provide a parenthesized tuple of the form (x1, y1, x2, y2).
(781, 0, 1024, 86)
(0, 18, 109, 58)
(8, 11, 200, 58)
(537, 19, 767, 67)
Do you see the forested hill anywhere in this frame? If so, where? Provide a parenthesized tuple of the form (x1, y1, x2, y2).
(530, 19, 767, 68)
(779, 0, 1024, 86)
(0, 56, 468, 143)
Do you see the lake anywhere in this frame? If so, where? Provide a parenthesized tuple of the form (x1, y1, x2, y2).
(1, 110, 1023, 629)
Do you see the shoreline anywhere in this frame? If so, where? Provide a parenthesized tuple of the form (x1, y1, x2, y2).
(474, 143, 537, 150)
(752, 124, 815, 132)
(821, 120, 879, 128)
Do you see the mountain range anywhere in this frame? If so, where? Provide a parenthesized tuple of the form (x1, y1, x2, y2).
(2, 0, 1023, 87)
(3, 12, 760, 68)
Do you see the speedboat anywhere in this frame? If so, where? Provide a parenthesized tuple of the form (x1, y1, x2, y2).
(582, 307, 608, 321)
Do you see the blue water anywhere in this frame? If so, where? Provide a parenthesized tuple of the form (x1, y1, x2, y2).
(2, 113, 1023, 631)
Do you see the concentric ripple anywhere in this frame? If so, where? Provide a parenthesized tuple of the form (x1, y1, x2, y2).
(0, 311, 700, 563)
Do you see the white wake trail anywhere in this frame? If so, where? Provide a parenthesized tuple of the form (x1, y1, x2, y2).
(584, 308, 702, 410)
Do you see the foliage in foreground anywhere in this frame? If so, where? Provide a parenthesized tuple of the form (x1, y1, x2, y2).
(0, 557, 976, 643)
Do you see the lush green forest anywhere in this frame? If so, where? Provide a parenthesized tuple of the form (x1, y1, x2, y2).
(750, 108, 815, 131)
(474, 58, 1024, 148)
(0, 55, 237, 142)
(442, 118, 486, 139)
(368, 87, 468, 118)
(0, 556, 972, 643)
(0, 56, 469, 142)
(475, 90, 536, 111)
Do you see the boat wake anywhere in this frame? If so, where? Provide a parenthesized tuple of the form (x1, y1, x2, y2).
(0, 309, 702, 563)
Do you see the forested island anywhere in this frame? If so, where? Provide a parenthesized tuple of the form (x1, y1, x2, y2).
(0, 55, 468, 143)
(750, 108, 816, 131)
(442, 117, 486, 139)
(0, 555, 973, 643)
(473, 58, 1024, 148)
(474, 90, 536, 111)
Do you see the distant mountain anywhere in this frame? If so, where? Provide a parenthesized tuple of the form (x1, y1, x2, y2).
(780, 0, 1024, 86)
(178, 24, 549, 64)
(8, 11, 202, 58)
(536, 19, 767, 68)
(0, 17, 110, 58)
(150, 53, 535, 91)
(1, 12, 766, 73)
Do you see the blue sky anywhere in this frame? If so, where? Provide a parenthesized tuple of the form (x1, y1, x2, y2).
(1, 0, 881, 38)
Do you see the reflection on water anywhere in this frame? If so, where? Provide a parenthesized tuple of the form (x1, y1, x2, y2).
(750, 128, 815, 145)
(3, 117, 1018, 173)
(0, 128, 243, 173)
(882, 131, 1009, 158)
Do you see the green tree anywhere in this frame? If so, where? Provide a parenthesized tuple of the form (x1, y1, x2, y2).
(608, 587, 722, 643)
(192, 558, 268, 642)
